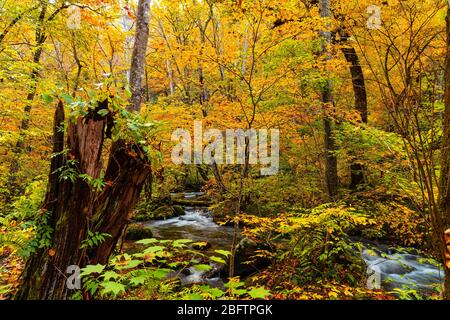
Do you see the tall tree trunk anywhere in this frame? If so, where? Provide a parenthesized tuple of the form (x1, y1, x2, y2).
(438, 3, 450, 300)
(16, 0, 152, 300)
(320, 0, 338, 199)
(7, 2, 48, 197)
(341, 45, 368, 189)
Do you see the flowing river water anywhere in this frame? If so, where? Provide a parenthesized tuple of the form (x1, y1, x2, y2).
(143, 192, 444, 295)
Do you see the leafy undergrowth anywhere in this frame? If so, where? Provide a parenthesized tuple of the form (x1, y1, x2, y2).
(347, 190, 429, 249)
(0, 246, 24, 300)
(0, 189, 438, 300)
(0, 224, 33, 299)
(252, 271, 394, 300)
(76, 238, 271, 300)
(76, 234, 396, 300)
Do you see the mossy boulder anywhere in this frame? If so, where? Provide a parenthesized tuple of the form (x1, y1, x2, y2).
(134, 205, 185, 221)
(172, 199, 211, 206)
(125, 224, 153, 241)
(152, 205, 175, 219)
(223, 238, 271, 277)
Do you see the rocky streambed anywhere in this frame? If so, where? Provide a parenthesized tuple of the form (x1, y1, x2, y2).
(135, 192, 444, 296)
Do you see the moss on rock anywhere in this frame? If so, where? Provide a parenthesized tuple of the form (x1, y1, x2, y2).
(125, 224, 153, 240)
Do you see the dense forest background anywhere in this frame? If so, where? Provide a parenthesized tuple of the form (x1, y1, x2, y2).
(1, 0, 450, 300)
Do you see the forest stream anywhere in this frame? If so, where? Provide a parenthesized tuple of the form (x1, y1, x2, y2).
(142, 192, 445, 295)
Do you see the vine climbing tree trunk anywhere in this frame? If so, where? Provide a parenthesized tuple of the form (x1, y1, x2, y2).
(16, 0, 152, 300)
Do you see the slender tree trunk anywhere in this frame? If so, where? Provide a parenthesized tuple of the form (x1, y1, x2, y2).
(320, 0, 338, 199)
(7, 3, 48, 196)
(323, 108, 338, 199)
(16, 0, 152, 300)
(341, 46, 368, 189)
(128, 0, 151, 112)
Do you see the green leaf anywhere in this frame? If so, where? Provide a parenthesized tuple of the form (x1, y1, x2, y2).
(100, 281, 125, 296)
(124, 85, 132, 99)
(42, 93, 54, 105)
(168, 262, 181, 268)
(102, 271, 119, 281)
(152, 268, 170, 279)
(61, 93, 73, 104)
(248, 287, 271, 299)
(224, 281, 245, 289)
(118, 259, 142, 270)
(129, 276, 147, 286)
(172, 239, 193, 248)
(192, 264, 212, 272)
(80, 264, 105, 277)
(97, 109, 109, 117)
(210, 256, 226, 264)
(214, 249, 231, 257)
(204, 287, 224, 298)
(135, 238, 158, 245)
(143, 246, 165, 254)
(186, 293, 203, 300)
(128, 122, 139, 131)
(233, 289, 247, 296)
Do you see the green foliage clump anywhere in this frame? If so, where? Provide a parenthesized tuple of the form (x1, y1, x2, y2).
(75, 238, 270, 300)
(283, 203, 371, 286)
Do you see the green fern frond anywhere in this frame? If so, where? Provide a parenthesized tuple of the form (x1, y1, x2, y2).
(0, 232, 28, 252)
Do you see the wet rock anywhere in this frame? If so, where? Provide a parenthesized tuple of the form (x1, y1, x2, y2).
(377, 260, 412, 275)
(180, 268, 191, 276)
(125, 224, 153, 241)
(223, 238, 271, 278)
(172, 199, 212, 206)
(152, 205, 176, 219)
(173, 205, 185, 217)
(134, 205, 185, 221)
